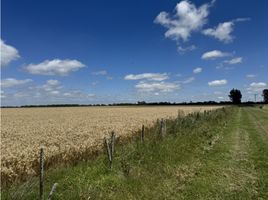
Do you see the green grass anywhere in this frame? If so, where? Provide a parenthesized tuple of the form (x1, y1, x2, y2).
(2, 107, 268, 200)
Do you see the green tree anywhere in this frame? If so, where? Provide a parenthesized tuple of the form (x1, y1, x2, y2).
(229, 89, 242, 104)
(263, 89, 268, 103)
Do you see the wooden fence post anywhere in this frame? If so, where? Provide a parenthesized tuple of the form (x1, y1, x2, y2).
(111, 131, 115, 158)
(47, 183, 58, 200)
(40, 147, 44, 200)
(105, 137, 112, 169)
(160, 119, 167, 137)
(164, 120, 167, 135)
(141, 125, 145, 142)
(160, 119, 164, 137)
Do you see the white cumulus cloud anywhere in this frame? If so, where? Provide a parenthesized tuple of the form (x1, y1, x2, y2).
(193, 67, 202, 74)
(247, 82, 267, 92)
(0, 78, 32, 88)
(124, 73, 169, 81)
(202, 50, 231, 60)
(202, 18, 250, 43)
(1, 39, 20, 67)
(135, 81, 180, 93)
(34, 79, 63, 95)
(25, 59, 85, 76)
(208, 79, 227, 86)
(224, 57, 243, 64)
(1, 79, 96, 105)
(203, 21, 234, 43)
(29, 79, 95, 99)
(154, 0, 214, 42)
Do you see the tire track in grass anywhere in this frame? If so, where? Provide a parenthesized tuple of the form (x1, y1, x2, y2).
(256, 107, 268, 115)
(180, 108, 258, 199)
(221, 108, 257, 198)
(260, 108, 268, 114)
(242, 108, 268, 199)
(247, 108, 268, 144)
(228, 109, 258, 196)
(253, 109, 268, 121)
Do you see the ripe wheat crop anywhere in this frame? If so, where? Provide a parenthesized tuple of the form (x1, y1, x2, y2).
(1, 106, 220, 186)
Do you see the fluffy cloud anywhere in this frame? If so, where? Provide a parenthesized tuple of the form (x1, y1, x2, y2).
(224, 57, 243, 64)
(154, 0, 213, 42)
(124, 73, 169, 81)
(25, 59, 85, 76)
(1, 79, 96, 105)
(208, 79, 227, 86)
(193, 67, 202, 74)
(39, 79, 62, 94)
(0, 78, 32, 88)
(247, 82, 267, 92)
(203, 21, 234, 43)
(135, 81, 180, 93)
(201, 50, 231, 60)
(91, 70, 107, 75)
(202, 18, 250, 43)
(33, 80, 95, 99)
(1, 39, 20, 67)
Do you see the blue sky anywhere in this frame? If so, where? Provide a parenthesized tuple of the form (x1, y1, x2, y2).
(1, 0, 268, 105)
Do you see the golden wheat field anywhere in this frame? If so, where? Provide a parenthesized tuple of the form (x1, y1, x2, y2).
(1, 106, 220, 185)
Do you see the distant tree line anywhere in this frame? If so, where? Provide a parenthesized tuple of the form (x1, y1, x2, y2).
(228, 88, 268, 104)
(1, 100, 266, 108)
(1, 89, 267, 108)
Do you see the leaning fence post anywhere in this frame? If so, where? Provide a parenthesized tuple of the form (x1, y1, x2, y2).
(47, 183, 58, 200)
(141, 125, 145, 142)
(111, 131, 116, 158)
(39, 147, 44, 200)
(160, 119, 167, 137)
(105, 137, 112, 169)
(160, 119, 164, 137)
(164, 120, 167, 135)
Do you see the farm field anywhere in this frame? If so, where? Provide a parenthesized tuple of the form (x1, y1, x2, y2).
(2, 106, 268, 200)
(1, 106, 220, 186)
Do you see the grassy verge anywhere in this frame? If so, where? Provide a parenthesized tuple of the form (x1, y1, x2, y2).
(2, 107, 268, 199)
(244, 107, 268, 199)
(180, 108, 257, 199)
